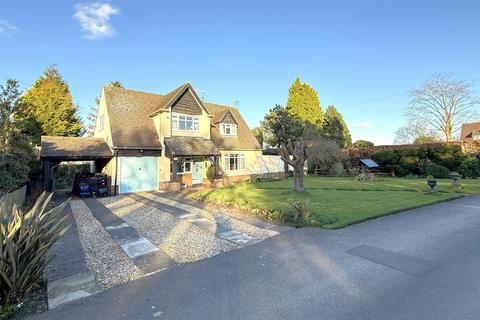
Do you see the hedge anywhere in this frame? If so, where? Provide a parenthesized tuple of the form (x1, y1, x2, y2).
(370, 144, 466, 177)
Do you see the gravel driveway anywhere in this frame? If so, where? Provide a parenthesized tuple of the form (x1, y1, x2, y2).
(50, 191, 283, 308)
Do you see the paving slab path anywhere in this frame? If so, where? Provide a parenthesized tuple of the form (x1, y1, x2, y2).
(37, 195, 480, 320)
(44, 192, 282, 310)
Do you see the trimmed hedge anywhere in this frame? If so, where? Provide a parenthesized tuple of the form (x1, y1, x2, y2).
(371, 144, 466, 177)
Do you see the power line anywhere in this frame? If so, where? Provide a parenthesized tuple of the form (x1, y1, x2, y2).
(337, 93, 407, 108)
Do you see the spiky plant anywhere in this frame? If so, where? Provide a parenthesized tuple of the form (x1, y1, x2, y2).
(289, 200, 311, 227)
(0, 192, 69, 304)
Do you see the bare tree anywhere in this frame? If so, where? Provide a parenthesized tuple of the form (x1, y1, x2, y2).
(394, 121, 441, 145)
(407, 73, 479, 141)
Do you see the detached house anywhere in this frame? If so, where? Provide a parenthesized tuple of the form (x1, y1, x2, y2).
(41, 83, 282, 194)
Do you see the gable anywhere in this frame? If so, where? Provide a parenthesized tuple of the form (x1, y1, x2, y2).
(171, 89, 203, 115)
(220, 111, 238, 124)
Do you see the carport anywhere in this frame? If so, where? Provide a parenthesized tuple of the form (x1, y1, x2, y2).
(40, 136, 113, 192)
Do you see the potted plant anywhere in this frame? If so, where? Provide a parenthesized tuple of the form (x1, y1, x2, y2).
(426, 175, 437, 193)
(450, 171, 461, 188)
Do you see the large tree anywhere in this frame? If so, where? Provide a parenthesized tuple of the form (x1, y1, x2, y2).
(262, 104, 319, 192)
(251, 127, 264, 147)
(322, 105, 352, 148)
(286, 77, 323, 129)
(20, 65, 83, 143)
(407, 73, 480, 141)
(0, 79, 23, 151)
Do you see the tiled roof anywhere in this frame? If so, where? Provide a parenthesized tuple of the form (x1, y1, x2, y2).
(205, 103, 262, 150)
(460, 122, 480, 139)
(104, 84, 261, 151)
(40, 136, 113, 159)
(164, 137, 220, 156)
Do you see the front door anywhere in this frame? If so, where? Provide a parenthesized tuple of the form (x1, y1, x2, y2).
(192, 162, 202, 185)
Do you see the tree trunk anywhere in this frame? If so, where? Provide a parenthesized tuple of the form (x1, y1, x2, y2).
(284, 161, 289, 175)
(293, 167, 304, 192)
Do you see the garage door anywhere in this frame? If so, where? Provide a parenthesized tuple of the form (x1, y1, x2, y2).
(119, 157, 158, 194)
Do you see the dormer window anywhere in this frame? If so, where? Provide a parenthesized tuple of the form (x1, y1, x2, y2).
(220, 123, 237, 136)
(172, 113, 200, 131)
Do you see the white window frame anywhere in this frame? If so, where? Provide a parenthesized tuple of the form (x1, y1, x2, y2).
(224, 154, 246, 171)
(172, 113, 200, 132)
(98, 114, 105, 131)
(220, 123, 237, 136)
(177, 158, 193, 174)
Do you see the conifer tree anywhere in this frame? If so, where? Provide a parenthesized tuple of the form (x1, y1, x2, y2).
(322, 105, 352, 148)
(286, 77, 323, 129)
(20, 65, 83, 143)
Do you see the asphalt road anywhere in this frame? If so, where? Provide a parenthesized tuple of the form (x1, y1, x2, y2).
(33, 195, 480, 320)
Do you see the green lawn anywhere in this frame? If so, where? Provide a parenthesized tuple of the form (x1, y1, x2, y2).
(190, 176, 480, 228)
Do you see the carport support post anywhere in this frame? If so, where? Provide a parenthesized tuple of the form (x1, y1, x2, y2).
(43, 160, 54, 192)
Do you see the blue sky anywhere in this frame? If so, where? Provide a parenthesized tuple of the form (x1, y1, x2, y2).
(1, 0, 479, 144)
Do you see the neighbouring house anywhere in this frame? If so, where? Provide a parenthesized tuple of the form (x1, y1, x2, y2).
(41, 83, 284, 194)
(460, 122, 480, 140)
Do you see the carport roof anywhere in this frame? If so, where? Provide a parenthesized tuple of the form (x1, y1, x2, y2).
(40, 136, 113, 160)
(164, 137, 220, 157)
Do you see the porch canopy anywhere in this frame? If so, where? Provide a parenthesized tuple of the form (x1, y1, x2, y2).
(164, 137, 220, 181)
(40, 136, 113, 191)
(164, 137, 220, 157)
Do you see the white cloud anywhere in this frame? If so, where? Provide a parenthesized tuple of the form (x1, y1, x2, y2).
(74, 2, 120, 40)
(353, 121, 370, 129)
(0, 20, 19, 36)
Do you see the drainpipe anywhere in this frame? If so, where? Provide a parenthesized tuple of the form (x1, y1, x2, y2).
(114, 149, 120, 196)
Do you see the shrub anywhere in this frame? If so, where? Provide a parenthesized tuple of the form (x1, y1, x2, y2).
(288, 200, 311, 226)
(458, 157, 480, 178)
(425, 162, 450, 179)
(329, 162, 346, 177)
(206, 164, 216, 185)
(0, 138, 36, 195)
(307, 138, 346, 174)
(0, 193, 69, 304)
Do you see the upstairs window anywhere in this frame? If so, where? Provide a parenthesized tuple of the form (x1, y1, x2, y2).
(172, 113, 199, 131)
(220, 123, 237, 136)
(98, 114, 105, 131)
(224, 154, 245, 171)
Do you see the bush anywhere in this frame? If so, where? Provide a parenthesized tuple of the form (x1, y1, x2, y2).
(288, 200, 311, 226)
(458, 157, 480, 178)
(206, 164, 216, 185)
(307, 138, 346, 174)
(0, 138, 36, 195)
(425, 162, 450, 179)
(0, 193, 69, 304)
(329, 162, 346, 177)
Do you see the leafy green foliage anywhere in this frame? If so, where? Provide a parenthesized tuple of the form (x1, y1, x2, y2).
(322, 105, 352, 147)
(353, 140, 374, 148)
(329, 162, 346, 177)
(206, 164, 216, 185)
(307, 138, 346, 173)
(458, 157, 480, 178)
(20, 66, 83, 144)
(371, 144, 466, 177)
(285, 77, 323, 129)
(0, 193, 69, 304)
(425, 163, 450, 179)
(286, 200, 311, 227)
(251, 127, 263, 147)
(0, 79, 24, 152)
(0, 137, 37, 195)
